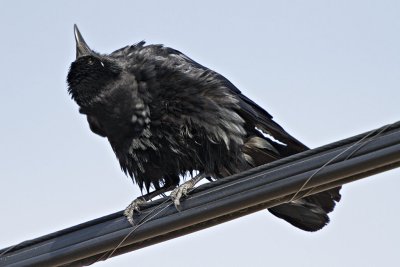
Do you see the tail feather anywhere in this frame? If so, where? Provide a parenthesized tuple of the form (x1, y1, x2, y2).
(268, 187, 341, 232)
(243, 135, 342, 231)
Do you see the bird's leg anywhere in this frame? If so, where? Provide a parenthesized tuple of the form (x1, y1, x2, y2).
(170, 173, 207, 209)
(124, 185, 176, 225)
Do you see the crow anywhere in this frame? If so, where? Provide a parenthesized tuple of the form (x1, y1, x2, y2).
(67, 25, 341, 231)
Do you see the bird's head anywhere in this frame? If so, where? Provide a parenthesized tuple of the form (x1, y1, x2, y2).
(67, 25, 122, 107)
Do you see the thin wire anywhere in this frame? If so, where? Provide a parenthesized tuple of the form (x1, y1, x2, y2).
(0, 245, 17, 258)
(91, 198, 173, 265)
(98, 124, 390, 264)
(96, 123, 387, 263)
(94, 173, 207, 264)
(289, 123, 392, 202)
(344, 124, 392, 161)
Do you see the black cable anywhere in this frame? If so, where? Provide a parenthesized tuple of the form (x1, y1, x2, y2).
(1, 121, 399, 267)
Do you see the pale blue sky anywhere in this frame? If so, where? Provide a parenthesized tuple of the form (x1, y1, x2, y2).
(1, 1, 399, 266)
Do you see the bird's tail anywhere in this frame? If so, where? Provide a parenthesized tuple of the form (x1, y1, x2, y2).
(243, 135, 342, 231)
(268, 188, 341, 231)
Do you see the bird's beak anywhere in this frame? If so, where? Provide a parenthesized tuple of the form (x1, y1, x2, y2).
(74, 24, 92, 59)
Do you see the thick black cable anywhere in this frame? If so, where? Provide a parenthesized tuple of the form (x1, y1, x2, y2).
(1, 121, 399, 267)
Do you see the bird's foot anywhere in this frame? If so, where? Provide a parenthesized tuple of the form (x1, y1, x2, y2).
(124, 197, 147, 225)
(170, 180, 196, 210)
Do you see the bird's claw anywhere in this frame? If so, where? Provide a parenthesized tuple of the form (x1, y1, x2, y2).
(124, 198, 147, 225)
(170, 181, 195, 210)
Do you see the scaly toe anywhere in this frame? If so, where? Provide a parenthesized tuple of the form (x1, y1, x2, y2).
(170, 183, 193, 210)
(124, 198, 147, 225)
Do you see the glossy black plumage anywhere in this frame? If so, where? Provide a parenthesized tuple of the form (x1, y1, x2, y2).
(67, 25, 341, 231)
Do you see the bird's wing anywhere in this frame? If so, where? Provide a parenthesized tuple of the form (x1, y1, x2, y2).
(164, 47, 309, 153)
(112, 43, 307, 152)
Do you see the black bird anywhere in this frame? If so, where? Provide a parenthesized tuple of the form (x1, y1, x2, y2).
(67, 25, 341, 231)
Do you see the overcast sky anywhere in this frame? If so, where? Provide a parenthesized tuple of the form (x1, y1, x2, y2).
(1, 1, 399, 266)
